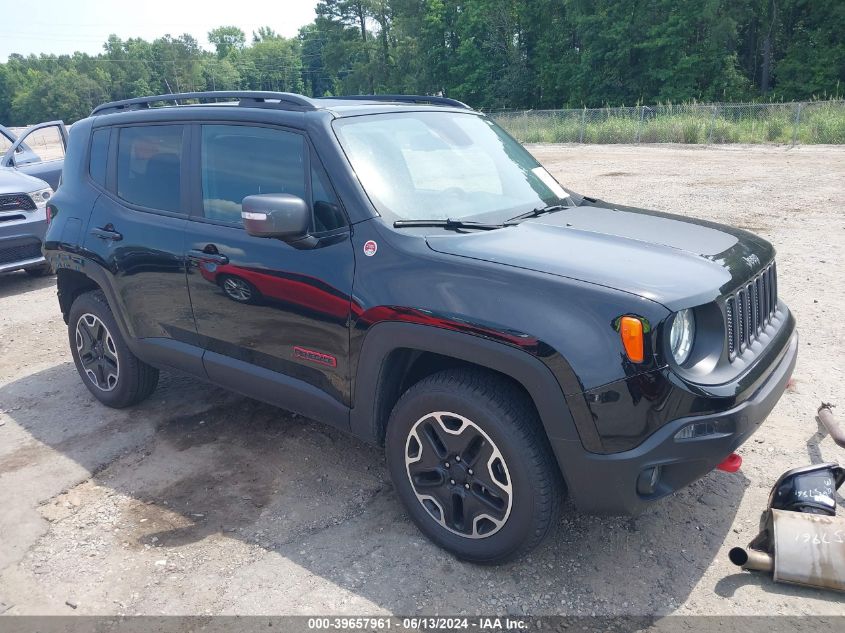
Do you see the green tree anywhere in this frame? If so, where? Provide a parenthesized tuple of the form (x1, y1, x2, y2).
(0, 64, 11, 122)
(2, 3, 845, 125)
(252, 27, 281, 43)
(316, 0, 376, 92)
(11, 68, 107, 123)
(774, 0, 845, 99)
(299, 23, 335, 96)
(150, 34, 204, 93)
(202, 57, 241, 90)
(240, 35, 303, 92)
(208, 26, 246, 59)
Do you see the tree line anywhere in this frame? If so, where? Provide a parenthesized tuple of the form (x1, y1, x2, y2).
(1, 0, 843, 125)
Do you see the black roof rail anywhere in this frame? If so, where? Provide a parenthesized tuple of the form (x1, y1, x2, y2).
(91, 91, 317, 116)
(324, 94, 472, 110)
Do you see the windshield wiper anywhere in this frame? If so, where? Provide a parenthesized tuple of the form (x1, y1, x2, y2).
(505, 204, 570, 225)
(393, 218, 506, 231)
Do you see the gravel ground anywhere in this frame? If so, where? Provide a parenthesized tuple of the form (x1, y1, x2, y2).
(0, 143, 844, 617)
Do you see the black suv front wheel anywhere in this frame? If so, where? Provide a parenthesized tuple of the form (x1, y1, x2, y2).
(385, 368, 563, 563)
(68, 290, 159, 408)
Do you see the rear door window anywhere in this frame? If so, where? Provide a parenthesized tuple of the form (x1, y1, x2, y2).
(117, 125, 184, 212)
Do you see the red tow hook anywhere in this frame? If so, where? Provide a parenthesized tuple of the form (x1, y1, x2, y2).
(717, 453, 742, 473)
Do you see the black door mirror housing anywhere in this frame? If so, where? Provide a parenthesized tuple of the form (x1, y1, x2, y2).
(242, 194, 310, 241)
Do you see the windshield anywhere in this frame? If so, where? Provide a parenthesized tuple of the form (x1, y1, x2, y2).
(332, 112, 570, 223)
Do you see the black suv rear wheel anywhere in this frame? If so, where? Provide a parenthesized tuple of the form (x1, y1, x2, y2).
(68, 290, 159, 408)
(385, 368, 563, 563)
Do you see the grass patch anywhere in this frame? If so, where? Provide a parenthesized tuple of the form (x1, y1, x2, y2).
(493, 101, 845, 145)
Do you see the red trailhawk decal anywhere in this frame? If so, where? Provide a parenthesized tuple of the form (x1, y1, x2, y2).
(293, 346, 338, 368)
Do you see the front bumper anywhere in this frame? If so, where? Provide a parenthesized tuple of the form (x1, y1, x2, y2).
(0, 220, 48, 273)
(552, 329, 798, 514)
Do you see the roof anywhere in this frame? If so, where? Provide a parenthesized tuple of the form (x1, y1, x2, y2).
(90, 91, 472, 117)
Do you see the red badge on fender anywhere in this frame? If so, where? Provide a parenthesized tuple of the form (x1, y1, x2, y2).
(293, 346, 337, 368)
(363, 240, 378, 257)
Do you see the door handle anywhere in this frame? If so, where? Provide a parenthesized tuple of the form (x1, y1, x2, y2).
(188, 249, 229, 265)
(90, 226, 122, 241)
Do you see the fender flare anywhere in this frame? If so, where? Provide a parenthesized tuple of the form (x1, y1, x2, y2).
(349, 321, 583, 449)
(56, 258, 206, 376)
(56, 258, 134, 338)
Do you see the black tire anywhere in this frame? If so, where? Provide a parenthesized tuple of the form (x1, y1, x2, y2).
(385, 368, 564, 564)
(68, 289, 159, 408)
(25, 263, 54, 277)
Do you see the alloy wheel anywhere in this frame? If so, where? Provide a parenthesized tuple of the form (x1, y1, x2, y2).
(75, 313, 120, 391)
(405, 411, 513, 539)
(222, 277, 253, 302)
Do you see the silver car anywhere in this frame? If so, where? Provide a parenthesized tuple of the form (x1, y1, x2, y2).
(0, 168, 53, 276)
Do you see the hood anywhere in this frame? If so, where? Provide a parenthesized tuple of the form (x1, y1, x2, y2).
(0, 168, 49, 195)
(425, 204, 775, 311)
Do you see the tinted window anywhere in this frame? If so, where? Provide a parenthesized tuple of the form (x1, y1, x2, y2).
(201, 125, 306, 225)
(89, 129, 110, 187)
(117, 125, 184, 212)
(311, 157, 346, 232)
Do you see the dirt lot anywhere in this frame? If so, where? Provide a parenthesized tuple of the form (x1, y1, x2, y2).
(1, 144, 843, 617)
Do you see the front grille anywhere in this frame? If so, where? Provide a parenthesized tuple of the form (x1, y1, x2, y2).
(0, 241, 43, 265)
(725, 261, 777, 360)
(0, 193, 36, 212)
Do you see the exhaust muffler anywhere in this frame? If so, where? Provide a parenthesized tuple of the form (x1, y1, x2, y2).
(731, 509, 845, 591)
(729, 461, 845, 592)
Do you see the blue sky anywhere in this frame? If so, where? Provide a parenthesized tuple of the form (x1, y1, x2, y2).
(1, 0, 320, 61)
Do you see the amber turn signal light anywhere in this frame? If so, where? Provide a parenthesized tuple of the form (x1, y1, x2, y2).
(619, 316, 644, 363)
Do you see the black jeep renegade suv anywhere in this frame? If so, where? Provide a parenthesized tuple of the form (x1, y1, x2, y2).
(43, 91, 797, 563)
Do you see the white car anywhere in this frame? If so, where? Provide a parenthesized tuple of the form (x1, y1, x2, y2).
(0, 167, 53, 276)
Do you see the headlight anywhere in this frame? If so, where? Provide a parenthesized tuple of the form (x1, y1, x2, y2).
(28, 187, 52, 209)
(670, 308, 695, 364)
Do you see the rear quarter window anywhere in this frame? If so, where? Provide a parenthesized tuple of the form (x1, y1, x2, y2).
(88, 128, 110, 187)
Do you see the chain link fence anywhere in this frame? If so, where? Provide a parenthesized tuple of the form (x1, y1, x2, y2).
(490, 100, 845, 145)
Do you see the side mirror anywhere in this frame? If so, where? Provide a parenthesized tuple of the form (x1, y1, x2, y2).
(241, 194, 310, 241)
